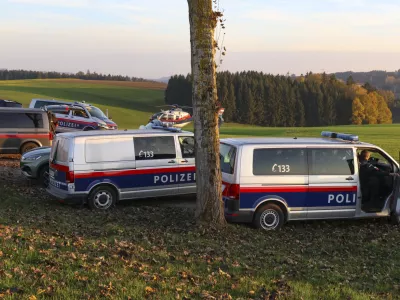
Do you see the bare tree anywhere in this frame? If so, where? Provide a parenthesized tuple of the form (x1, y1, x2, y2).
(187, 0, 226, 226)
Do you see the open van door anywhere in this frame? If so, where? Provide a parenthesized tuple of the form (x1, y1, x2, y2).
(389, 177, 400, 224)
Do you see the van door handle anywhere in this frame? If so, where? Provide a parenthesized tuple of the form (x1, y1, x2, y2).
(168, 160, 176, 163)
(181, 159, 188, 163)
(345, 176, 354, 180)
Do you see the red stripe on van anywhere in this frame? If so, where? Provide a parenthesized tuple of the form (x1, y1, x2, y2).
(309, 186, 357, 192)
(74, 166, 196, 179)
(50, 163, 69, 172)
(241, 186, 308, 193)
(0, 134, 50, 139)
(240, 186, 357, 193)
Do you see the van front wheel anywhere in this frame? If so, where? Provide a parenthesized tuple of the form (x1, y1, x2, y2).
(253, 203, 284, 230)
(88, 186, 116, 210)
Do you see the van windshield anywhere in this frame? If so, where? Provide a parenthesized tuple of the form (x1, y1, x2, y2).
(87, 106, 107, 119)
(220, 143, 236, 174)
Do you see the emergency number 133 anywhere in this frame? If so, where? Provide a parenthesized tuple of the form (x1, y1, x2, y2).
(272, 164, 290, 173)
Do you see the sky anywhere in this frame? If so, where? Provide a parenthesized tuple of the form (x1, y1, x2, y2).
(0, 0, 399, 79)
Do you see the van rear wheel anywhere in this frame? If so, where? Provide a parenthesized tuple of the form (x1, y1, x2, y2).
(88, 186, 116, 210)
(253, 203, 284, 230)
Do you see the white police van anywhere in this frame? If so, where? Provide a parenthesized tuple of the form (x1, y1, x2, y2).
(46, 127, 195, 209)
(222, 131, 400, 230)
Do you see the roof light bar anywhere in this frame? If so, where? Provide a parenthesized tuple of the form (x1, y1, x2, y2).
(321, 131, 359, 142)
(151, 125, 182, 132)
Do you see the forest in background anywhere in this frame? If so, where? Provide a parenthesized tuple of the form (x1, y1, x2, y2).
(165, 71, 395, 127)
(0, 69, 153, 82)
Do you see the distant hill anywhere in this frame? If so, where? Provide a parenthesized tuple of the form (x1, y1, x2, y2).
(333, 70, 400, 99)
(151, 76, 171, 84)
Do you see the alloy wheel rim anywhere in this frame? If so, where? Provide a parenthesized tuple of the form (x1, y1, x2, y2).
(260, 209, 279, 230)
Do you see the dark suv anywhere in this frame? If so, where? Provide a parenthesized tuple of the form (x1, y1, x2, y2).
(0, 99, 22, 108)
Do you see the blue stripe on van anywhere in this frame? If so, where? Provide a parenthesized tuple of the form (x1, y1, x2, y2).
(239, 186, 357, 209)
(74, 167, 196, 192)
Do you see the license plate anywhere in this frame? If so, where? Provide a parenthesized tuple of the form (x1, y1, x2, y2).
(49, 179, 60, 188)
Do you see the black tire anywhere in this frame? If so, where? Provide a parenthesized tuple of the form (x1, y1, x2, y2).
(88, 186, 117, 210)
(253, 203, 285, 230)
(83, 127, 94, 131)
(20, 142, 39, 154)
(38, 165, 49, 187)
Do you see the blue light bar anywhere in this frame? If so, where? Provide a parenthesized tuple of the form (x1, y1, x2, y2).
(151, 125, 182, 132)
(321, 131, 359, 142)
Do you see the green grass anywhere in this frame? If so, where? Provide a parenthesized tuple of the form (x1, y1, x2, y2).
(1, 79, 400, 298)
(1, 79, 400, 161)
(0, 79, 165, 129)
(1, 182, 400, 299)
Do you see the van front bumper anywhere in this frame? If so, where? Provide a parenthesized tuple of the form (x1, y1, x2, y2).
(46, 186, 86, 205)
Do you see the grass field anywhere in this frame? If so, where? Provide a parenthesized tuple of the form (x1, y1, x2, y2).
(1, 79, 400, 160)
(0, 79, 166, 129)
(1, 79, 400, 299)
(2, 180, 400, 299)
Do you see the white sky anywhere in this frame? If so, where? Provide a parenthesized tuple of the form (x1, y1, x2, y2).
(0, 0, 399, 78)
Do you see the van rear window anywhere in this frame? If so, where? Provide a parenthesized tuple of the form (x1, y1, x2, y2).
(220, 143, 236, 174)
(54, 138, 69, 163)
(0, 112, 44, 129)
(253, 148, 307, 175)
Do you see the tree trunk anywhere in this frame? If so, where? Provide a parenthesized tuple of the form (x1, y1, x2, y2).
(187, 0, 226, 226)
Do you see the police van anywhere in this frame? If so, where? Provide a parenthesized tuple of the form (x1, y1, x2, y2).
(46, 128, 195, 209)
(44, 102, 117, 133)
(222, 131, 400, 230)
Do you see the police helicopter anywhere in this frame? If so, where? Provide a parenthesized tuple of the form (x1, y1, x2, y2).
(147, 104, 225, 129)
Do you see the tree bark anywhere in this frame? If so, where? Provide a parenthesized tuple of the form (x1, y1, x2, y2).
(187, 0, 226, 226)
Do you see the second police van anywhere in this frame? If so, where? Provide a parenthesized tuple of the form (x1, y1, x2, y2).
(47, 129, 400, 230)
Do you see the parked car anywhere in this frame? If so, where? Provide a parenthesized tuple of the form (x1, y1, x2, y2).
(0, 99, 22, 108)
(43, 103, 116, 132)
(0, 108, 54, 154)
(29, 98, 71, 109)
(47, 127, 195, 210)
(20, 146, 51, 186)
(30, 99, 116, 129)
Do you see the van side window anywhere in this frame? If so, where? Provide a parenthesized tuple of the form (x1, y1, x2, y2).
(0, 113, 43, 128)
(134, 136, 176, 160)
(309, 148, 354, 175)
(253, 148, 307, 175)
(179, 136, 195, 158)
